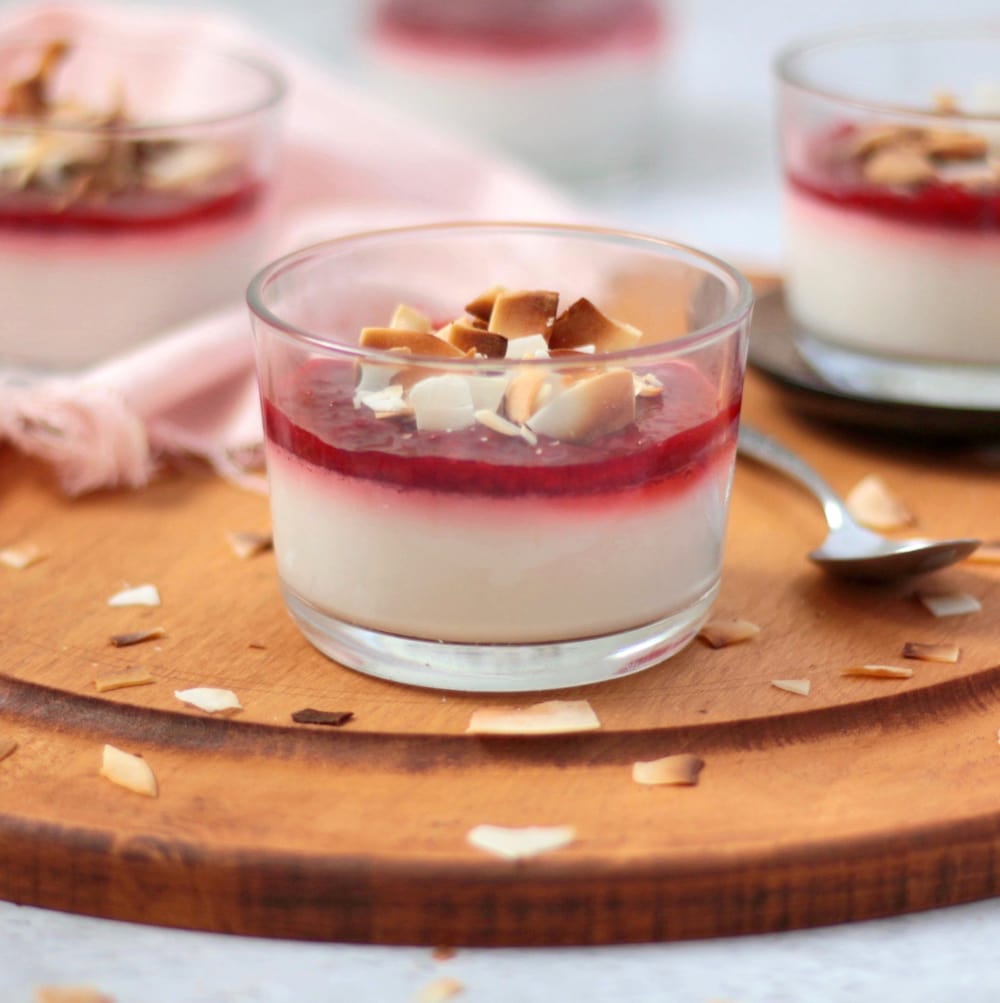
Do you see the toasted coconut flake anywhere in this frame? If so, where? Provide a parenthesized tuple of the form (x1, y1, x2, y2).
(924, 127, 989, 161)
(845, 474, 915, 530)
(360, 327, 465, 358)
(634, 372, 663, 398)
(174, 687, 242, 714)
(107, 584, 160, 607)
(416, 977, 465, 1002)
(475, 409, 522, 437)
(467, 823, 576, 860)
(918, 590, 983, 617)
(464, 285, 505, 322)
(290, 708, 354, 727)
(771, 679, 812, 696)
(94, 667, 154, 693)
(466, 699, 600, 736)
(226, 530, 273, 560)
(632, 753, 704, 786)
(99, 744, 157, 798)
(487, 289, 559, 338)
(390, 303, 431, 332)
(966, 541, 1000, 564)
(527, 368, 635, 443)
(549, 297, 643, 353)
(848, 123, 923, 158)
(109, 627, 164, 648)
(0, 738, 17, 762)
(35, 988, 116, 1003)
(0, 542, 47, 569)
(841, 664, 914, 679)
(441, 320, 507, 358)
(863, 147, 935, 186)
(431, 946, 457, 962)
(902, 641, 961, 663)
(504, 367, 549, 423)
(698, 618, 760, 649)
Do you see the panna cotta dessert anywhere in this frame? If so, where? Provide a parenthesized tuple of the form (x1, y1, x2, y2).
(778, 25, 1000, 399)
(0, 36, 284, 370)
(365, 0, 666, 181)
(248, 224, 752, 692)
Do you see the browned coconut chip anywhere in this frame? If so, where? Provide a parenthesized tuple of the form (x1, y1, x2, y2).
(863, 147, 937, 186)
(464, 285, 505, 322)
(845, 474, 915, 530)
(487, 289, 559, 338)
(34, 988, 116, 1003)
(94, 667, 154, 693)
(841, 664, 915, 679)
(440, 320, 507, 358)
(416, 976, 465, 1002)
(632, 753, 704, 786)
(917, 590, 983, 617)
(771, 679, 812, 696)
(226, 530, 273, 559)
(466, 699, 600, 735)
(965, 541, 1000, 564)
(291, 708, 354, 727)
(902, 641, 961, 664)
(360, 327, 466, 358)
(431, 946, 457, 962)
(0, 542, 48, 569)
(548, 297, 642, 353)
(109, 627, 165, 648)
(466, 823, 576, 859)
(99, 744, 157, 797)
(697, 618, 761, 649)
(0, 738, 17, 762)
(503, 367, 549, 424)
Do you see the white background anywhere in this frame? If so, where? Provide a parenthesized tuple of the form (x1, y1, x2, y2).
(5, 0, 1000, 1000)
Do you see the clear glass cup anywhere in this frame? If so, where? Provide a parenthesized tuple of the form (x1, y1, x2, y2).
(0, 35, 285, 371)
(247, 222, 752, 692)
(777, 24, 1000, 408)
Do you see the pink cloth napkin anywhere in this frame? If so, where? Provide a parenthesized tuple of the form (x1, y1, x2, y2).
(0, 2, 575, 495)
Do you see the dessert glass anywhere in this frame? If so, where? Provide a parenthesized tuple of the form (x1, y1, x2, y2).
(247, 222, 752, 692)
(777, 24, 1000, 407)
(0, 35, 285, 371)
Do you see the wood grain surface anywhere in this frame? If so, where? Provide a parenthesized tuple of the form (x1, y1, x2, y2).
(2, 344, 1000, 946)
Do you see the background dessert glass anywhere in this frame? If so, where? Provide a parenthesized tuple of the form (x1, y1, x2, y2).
(248, 222, 752, 692)
(0, 35, 285, 371)
(777, 24, 1000, 407)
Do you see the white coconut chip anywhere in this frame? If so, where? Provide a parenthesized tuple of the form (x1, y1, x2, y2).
(99, 744, 158, 798)
(474, 409, 521, 437)
(107, 584, 160, 607)
(698, 619, 761, 649)
(0, 542, 47, 569)
(902, 641, 961, 663)
(466, 700, 600, 735)
(174, 687, 242, 714)
(841, 664, 915, 679)
(845, 474, 915, 530)
(917, 590, 983, 617)
(226, 531, 273, 560)
(467, 823, 576, 860)
(632, 753, 705, 786)
(771, 679, 812, 696)
(416, 976, 465, 1002)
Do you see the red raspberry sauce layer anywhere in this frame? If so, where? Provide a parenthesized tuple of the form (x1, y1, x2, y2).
(788, 126, 1000, 232)
(0, 180, 263, 234)
(263, 359, 740, 499)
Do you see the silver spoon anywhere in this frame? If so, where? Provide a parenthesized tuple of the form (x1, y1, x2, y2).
(737, 423, 980, 581)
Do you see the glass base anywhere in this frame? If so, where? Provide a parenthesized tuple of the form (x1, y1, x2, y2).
(795, 331, 1000, 410)
(281, 583, 719, 693)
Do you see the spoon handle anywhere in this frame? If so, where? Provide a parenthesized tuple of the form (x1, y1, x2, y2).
(737, 424, 853, 533)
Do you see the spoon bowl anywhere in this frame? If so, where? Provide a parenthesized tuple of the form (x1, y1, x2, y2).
(738, 424, 980, 581)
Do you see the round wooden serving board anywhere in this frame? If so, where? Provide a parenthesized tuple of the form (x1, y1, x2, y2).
(2, 363, 1000, 947)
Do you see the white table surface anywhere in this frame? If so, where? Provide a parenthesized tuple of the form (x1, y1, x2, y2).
(6, 0, 1000, 998)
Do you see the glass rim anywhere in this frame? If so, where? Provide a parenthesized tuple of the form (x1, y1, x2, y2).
(0, 34, 287, 135)
(245, 221, 754, 368)
(775, 19, 1000, 122)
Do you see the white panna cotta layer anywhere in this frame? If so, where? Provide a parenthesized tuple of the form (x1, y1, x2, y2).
(785, 189, 1000, 365)
(266, 444, 734, 646)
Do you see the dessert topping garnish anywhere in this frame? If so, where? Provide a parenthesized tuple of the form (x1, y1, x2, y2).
(0, 738, 17, 762)
(416, 977, 465, 1002)
(174, 687, 243, 714)
(845, 474, 915, 531)
(0, 542, 47, 569)
(107, 583, 161, 607)
(34, 987, 116, 1003)
(1, 39, 238, 209)
(466, 699, 600, 735)
(353, 287, 658, 444)
(841, 664, 914, 679)
(965, 541, 1000, 564)
(226, 530, 274, 560)
(466, 823, 576, 860)
(94, 667, 155, 693)
(697, 618, 760, 649)
(902, 641, 960, 663)
(917, 589, 983, 617)
(99, 743, 158, 797)
(632, 753, 705, 786)
(771, 679, 811, 696)
(290, 708, 354, 726)
(109, 627, 165, 647)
